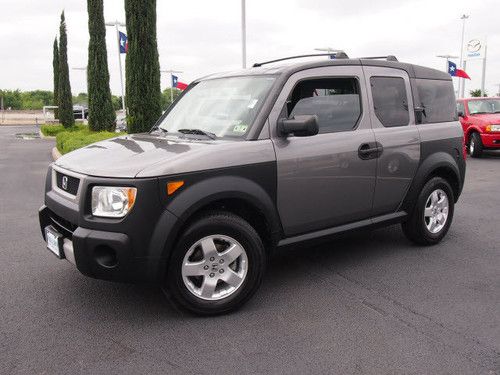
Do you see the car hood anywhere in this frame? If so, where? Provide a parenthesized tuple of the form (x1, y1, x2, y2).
(55, 134, 215, 178)
(469, 113, 500, 124)
(54, 133, 276, 178)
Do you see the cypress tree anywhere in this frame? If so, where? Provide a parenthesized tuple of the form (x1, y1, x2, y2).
(125, 0, 162, 133)
(52, 37, 60, 119)
(87, 0, 115, 131)
(58, 11, 74, 128)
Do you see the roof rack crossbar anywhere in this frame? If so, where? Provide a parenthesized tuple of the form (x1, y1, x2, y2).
(360, 55, 398, 62)
(252, 52, 349, 68)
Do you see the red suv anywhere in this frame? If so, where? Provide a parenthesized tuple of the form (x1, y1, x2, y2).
(457, 98, 500, 157)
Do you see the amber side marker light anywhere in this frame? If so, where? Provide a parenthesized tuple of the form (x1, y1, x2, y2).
(167, 181, 185, 195)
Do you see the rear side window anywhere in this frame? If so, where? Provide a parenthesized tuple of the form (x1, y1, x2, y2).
(370, 77, 409, 127)
(288, 78, 361, 134)
(416, 79, 457, 123)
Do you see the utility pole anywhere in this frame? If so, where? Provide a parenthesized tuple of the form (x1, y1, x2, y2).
(105, 20, 126, 116)
(459, 14, 469, 98)
(161, 69, 183, 104)
(241, 0, 246, 68)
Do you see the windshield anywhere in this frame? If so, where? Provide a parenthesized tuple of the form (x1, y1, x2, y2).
(467, 99, 500, 114)
(158, 76, 276, 139)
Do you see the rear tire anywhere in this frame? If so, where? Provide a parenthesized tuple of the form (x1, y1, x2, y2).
(164, 211, 266, 315)
(402, 177, 454, 246)
(469, 132, 483, 158)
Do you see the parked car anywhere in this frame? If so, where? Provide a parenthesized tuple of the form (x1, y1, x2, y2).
(39, 54, 465, 315)
(73, 105, 88, 120)
(456, 97, 500, 157)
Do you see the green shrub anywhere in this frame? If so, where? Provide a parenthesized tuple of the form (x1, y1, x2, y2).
(56, 129, 124, 154)
(40, 124, 86, 137)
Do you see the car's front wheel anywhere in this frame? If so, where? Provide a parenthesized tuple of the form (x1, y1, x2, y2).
(402, 177, 454, 245)
(164, 212, 266, 315)
(469, 132, 483, 158)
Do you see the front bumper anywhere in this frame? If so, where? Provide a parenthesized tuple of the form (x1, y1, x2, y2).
(39, 165, 181, 284)
(481, 133, 500, 148)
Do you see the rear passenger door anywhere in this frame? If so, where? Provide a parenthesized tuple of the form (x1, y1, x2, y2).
(363, 67, 421, 216)
(269, 66, 377, 236)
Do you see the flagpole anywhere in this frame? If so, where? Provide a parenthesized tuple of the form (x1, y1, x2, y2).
(170, 73, 174, 104)
(106, 20, 126, 117)
(160, 69, 183, 106)
(437, 54, 458, 94)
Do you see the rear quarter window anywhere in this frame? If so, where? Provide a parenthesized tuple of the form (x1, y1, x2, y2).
(416, 79, 457, 123)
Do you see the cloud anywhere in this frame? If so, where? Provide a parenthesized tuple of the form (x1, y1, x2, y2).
(1, 0, 500, 96)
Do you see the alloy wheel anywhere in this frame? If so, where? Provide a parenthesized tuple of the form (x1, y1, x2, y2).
(181, 235, 248, 301)
(423, 189, 449, 234)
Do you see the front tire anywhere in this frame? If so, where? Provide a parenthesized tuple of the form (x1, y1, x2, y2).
(402, 177, 454, 246)
(164, 212, 266, 315)
(469, 132, 483, 158)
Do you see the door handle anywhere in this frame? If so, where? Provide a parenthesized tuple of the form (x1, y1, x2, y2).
(358, 143, 382, 160)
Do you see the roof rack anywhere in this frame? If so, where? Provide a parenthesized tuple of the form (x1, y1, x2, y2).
(359, 55, 398, 62)
(252, 52, 350, 68)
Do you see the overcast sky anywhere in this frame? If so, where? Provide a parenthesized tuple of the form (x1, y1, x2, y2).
(1, 0, 500, 96)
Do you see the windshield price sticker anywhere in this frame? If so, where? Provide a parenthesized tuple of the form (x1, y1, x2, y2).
(233, 124, 248, 133)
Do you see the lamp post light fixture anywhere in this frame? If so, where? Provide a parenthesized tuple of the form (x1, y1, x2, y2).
(314, 47, 344, 59)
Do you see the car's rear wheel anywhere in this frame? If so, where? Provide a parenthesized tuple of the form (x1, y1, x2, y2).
(164, 212, 266, 315)
(402, 177, 454, 246)
(469, 132, 483, 158)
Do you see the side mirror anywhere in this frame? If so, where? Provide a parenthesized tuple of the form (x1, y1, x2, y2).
(278, 115, 319, 137)
(457, 110, 464, 118)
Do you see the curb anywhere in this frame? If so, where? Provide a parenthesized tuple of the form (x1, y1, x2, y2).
(52, 147, 62, 161)
(39, 129, 56, 139)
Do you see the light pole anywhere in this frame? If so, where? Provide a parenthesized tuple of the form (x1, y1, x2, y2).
(459, 14, 469, 98)
(105, 20, 126, 116)
(241, 0, 246, 68)
(161, 69, 183, 104)
(314, 47, 344, 59)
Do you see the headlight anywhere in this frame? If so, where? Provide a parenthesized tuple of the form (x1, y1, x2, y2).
(91, 186, 137, 218)
(486, 124, 500, 132)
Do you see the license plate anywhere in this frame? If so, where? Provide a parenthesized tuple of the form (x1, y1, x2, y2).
(45, 226, 64, 259)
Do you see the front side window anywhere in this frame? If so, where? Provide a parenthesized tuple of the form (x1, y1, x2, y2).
(416, 79, 457, 123)
(158, 76, 276, 139)
(370, 76, 409, 127)
(286, 78, 362, 134)
(456, 101, 465, 116)
(467, 99, 500, 115)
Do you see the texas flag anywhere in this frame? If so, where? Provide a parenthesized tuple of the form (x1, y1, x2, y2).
(448, 61, 470, 79)
(172, 75, 188, 90)
(119, 31, 128, 54)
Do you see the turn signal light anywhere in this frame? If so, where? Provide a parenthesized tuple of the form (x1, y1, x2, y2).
(167, 181, 184, 195)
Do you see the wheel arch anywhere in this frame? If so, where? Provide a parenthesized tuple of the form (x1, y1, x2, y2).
(402, 152, 462, 214)
(465, 127, 482, 144)
(147, 175, 282, 282)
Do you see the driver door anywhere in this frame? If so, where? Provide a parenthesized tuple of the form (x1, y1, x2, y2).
(268, 66, 377, 236)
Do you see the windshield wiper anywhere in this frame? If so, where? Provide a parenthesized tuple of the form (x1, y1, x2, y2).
(178, 128, 217, 140)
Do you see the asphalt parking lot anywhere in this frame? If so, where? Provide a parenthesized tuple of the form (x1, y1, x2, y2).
(1, 125, 499, 374)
